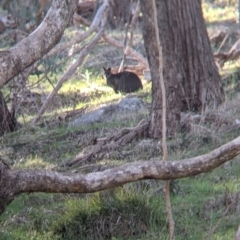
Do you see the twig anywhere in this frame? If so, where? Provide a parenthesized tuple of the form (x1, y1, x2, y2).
(151, 0, 175, 239)
(70, 13, 148, 68)
(216, 33, 229, 54)
(118, 0, 132, 73)
(118, 0, 140, 73)
(205, 203, 232, 238)
(32, 0, 110, 124)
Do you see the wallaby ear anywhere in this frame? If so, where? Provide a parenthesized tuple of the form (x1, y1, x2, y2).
(107, 68, 111, 71)
(103, 67, 107, 71)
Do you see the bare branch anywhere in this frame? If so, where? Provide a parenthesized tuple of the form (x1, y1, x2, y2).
(103, 33, 148, 68)
(31, 0, 110, 124)
(0, 0, 77, 87)
(69, 13, 148, 68)
(214, 38, 240, 68)
(1, 136, 240, 215)
(118, 0, 140, 72)
(45, 0, 108, 58)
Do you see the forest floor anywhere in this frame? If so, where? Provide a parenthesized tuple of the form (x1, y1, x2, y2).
(1, 0, 240, 239)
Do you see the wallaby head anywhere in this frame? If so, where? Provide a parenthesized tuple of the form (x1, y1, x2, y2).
(103, 67, 112, 79)
(103, 67, 117, 92)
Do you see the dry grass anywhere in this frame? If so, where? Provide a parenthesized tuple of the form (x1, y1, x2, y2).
(1, 1, 240, 239)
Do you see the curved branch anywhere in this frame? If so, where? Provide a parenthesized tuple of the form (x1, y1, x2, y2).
(68, 13, 148, 68)
(1, 136, 240, 215)
(31, 0, 110, 124)
(0, 0, 77, 87)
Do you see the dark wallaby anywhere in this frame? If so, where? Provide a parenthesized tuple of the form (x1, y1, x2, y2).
(103, 67, 143, 93)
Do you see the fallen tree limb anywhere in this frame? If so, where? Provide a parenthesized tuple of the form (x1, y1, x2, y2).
(1, 135, 240, 215)
(64, 119, 150, 167)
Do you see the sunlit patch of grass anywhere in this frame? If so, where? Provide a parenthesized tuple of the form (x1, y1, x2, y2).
(0, 228, 58, 240)
(212, 229, 238, 240)
(18, 114, 36, 125)
(14, 155, 55, 170)
(202, 2, 237, 24)
(221, 61, 240, 72)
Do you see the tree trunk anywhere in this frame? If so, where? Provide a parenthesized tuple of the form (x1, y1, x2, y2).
(0, 91, 16, 135)
(141, 0, 225, 138)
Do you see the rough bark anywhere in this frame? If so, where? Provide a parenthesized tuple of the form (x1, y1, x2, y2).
(0, 92, 16, 135)
(141, 0, 225, 138)
(1, 135, 240, 215)
(0, 0, 77, 87)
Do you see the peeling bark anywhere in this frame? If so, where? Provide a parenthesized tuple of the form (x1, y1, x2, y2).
(0, 0, 77, 87)
(1, 136, 240, 215)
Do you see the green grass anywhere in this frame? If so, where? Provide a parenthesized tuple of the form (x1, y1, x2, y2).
(1, 0, 240, 239)
(52, 189, 156, 240)
(1, 83, 239, 237)
(202, 0, 237, 24)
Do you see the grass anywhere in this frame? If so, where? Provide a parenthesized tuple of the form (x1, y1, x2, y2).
(1, 0, 240, 239)
(202, 1, 237, 24)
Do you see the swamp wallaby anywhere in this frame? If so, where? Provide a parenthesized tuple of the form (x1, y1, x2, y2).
(103, 67, 143, 93)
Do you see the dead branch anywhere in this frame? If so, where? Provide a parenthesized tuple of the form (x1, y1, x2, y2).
(45, 6, 98, 59)
(64, 119, 150, 167)
(118, 0, 140, 72)
(72, 13, 148, 68)
(0, 0, 77, 87)
(2, 135, 240, 215)
(216, 33, 229, 54)
(73, 12, 91, 27)
(33, 4, 147, 124)
(210, 30, 227, 48)
(31, 0, 110, 124)
(103, 33, 148, 68)
(214, 38, 240, 68)
(129, 0, 140, 47)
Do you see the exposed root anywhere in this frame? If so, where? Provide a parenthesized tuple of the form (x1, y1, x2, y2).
(63, 119, 150, 167)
